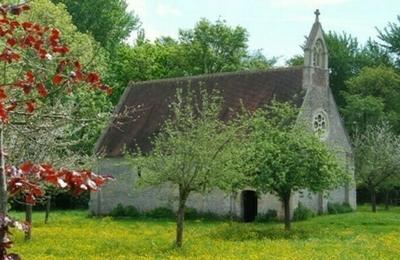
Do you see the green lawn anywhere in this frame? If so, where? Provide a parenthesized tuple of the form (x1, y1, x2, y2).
(9, 206, 400, 259)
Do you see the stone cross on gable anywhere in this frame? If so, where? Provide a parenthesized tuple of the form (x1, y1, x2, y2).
(314, 9, 320, 22)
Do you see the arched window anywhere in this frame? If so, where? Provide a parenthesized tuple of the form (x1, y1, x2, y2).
(312, 39, 325, 68)
(313, 110, 329, 139)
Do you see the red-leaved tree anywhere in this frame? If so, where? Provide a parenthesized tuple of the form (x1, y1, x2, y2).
(0, 3, 112, 259)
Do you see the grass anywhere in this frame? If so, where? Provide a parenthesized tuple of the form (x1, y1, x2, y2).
(8, 205, 400, 259)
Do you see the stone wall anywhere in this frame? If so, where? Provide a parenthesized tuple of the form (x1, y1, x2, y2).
(90, 67, 356, 218)
(298, 66, 356, 212)
(90, 158, 287, 218)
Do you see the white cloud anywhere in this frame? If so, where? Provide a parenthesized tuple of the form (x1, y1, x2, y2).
(156, 3, 182, 17)
(271, 0, 349, 8)
(126, 0, 146, 17)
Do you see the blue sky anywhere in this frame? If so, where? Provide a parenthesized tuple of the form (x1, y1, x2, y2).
(126, 0, 399, 65)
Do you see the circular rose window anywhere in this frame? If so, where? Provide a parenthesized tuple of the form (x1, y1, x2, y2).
(313, 110, 329, 139)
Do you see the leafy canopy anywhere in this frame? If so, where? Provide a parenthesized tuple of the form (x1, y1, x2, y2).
(341, 66, 400, 135)
(51, 0, 140, 51)
(353, 123, 400, 191)
(109, 19, 275, 104)
(245, 101, 347, 197)
(134, 88, 243, 194)
(378, 15, 400, 67)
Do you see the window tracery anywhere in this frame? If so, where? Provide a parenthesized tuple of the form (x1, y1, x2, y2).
(313, 110, 328, 139)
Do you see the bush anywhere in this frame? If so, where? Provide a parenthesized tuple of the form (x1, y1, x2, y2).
(124, 205, 141, 217)
(293, 203, 315, 221)
(185, 207, 199, 219)
(110, 204, 140, 218)
(146, 207, 175, 219)
(328, 202, 353, 214)
(110, 204, 126, 217)
(256, 209, 277, 222)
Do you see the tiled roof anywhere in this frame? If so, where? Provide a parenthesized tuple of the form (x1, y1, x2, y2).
(96, 67, 305, 156)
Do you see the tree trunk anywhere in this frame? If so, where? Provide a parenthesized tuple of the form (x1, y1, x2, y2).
(283, 192, 291, 231)
(371, 188, 377, 212)
(45, 196, 51, 224)
(0, 125, 7, 258)
(384, 191, 389, 210)
(175, 188, 188, 248)
(25, 204, 32, 240)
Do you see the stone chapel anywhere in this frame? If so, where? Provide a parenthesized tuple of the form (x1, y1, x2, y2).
(90, 10, 356, 220)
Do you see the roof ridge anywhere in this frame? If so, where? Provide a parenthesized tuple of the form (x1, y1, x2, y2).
(128, 66, 304, 88)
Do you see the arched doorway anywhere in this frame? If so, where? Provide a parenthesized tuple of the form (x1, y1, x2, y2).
(242, 190, 257, 222)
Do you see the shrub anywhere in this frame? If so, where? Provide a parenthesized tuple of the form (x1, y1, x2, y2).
(328, 202, 353, 214)
(110, 203, 126, 217)
(110, 204, 140, 218)
(124, 205, 141, 217)
(185, 207, 199, 219)
(256, 209, 277, 222)
(146, 207, 176, 219)
(293, 203, 315, 221)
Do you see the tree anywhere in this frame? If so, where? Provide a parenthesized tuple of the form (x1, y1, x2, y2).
(341, 66, 400, 135)
(0, 3, 112, 258)
(108, 19, 275, 105)
(51, 0, 140, 52)
(353, 124, 400, 212)
(244, 102, 346, 230)
(7, 0, 113, 158)
(130, 88, 244, 247)
(325, 32, 392, 107)
(378, 15, 400, 67)
(107, 40, 188, 104)
(178, 18, 274, 74)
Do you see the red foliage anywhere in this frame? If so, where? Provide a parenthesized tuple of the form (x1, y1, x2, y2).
(0, 3, 114, 259)
(36, 83, 48, 97)
(6, 162, 113, 205)
(25, 100, 35, 113)
(0, 2, 112, 123)
(52, 74, 63, 85)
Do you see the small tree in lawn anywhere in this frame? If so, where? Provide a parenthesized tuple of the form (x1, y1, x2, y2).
(131, 88, 244, 247)
(244, 101, 347, 230)
(353, 123, 400, 212)
(0, 3, 112, 258)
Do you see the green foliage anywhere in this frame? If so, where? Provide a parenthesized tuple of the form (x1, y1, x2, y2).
(109, 19, 275, 104)
(353, 124, 400, 206)
(51, 0, 139, 51)
(19, 0, 113, 157)
(378, 15, 400, 67)
(246, 102, 347, 195)
(255, 210, 277, 222)
(129, 88, 247, 246)
(133, 88, 245, 194)
(26, 0, 108, 73)
(286, 55, 304, 66)
(110, 204, 140, 218)
(178, 18, 270, 74)
(146, 207, 175, 219)
(293, 203, 315, 221)
(342, 66, 400, 135)
(242, 101, 347, 229)
(325, 32, 392, 107)
(327, 202, 353, 214)
(109, 204, 126, 217)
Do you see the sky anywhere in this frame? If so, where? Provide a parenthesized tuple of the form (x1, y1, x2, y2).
(125, 0, 399, 65)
